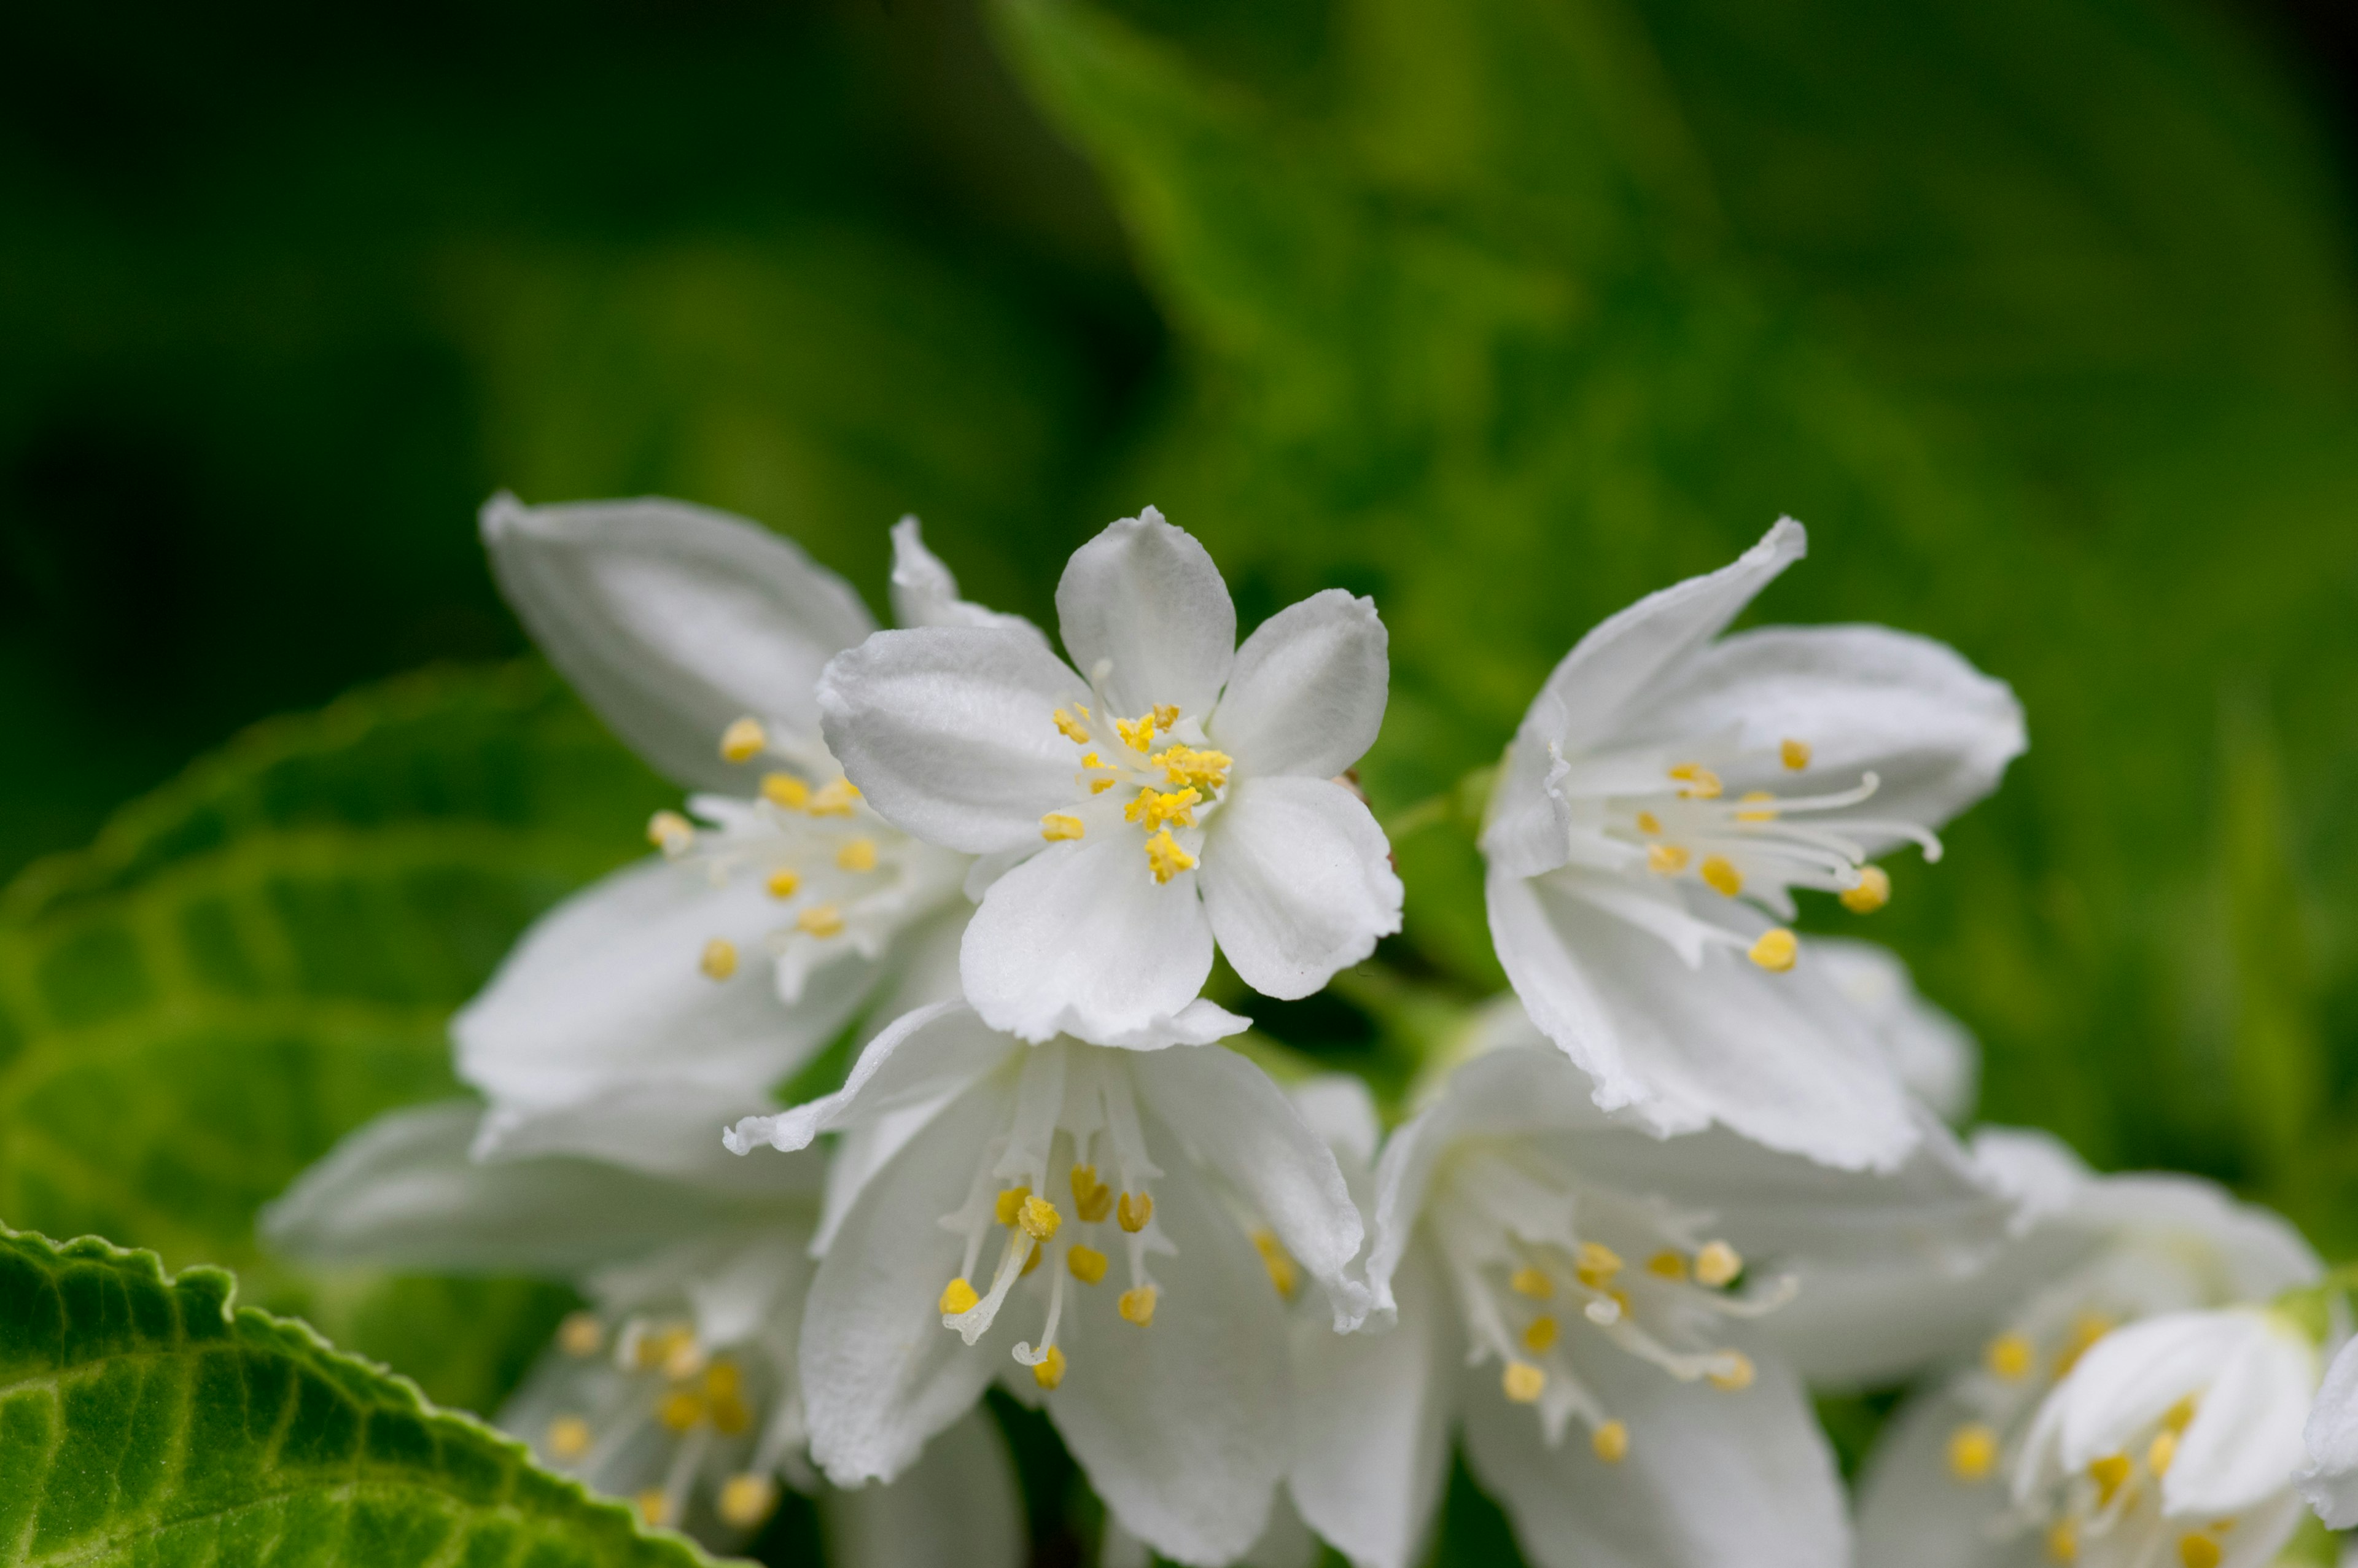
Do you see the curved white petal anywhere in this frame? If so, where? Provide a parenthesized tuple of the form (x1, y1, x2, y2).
(473, 1081, 813, 1192)
(2301, 1337, 2358, 1527)
(2164, 1314, 2317, 1517)
(1487, 864, 1918, 1170)
(801, 1077, 1021, 1485)
(885, 517, 1041, 643)
(1854, 1383, 2022, 1568)
(1200, 777, 1402, 1001)
(1054, 508, 1236, 718)
(725, 1001, 1014, 1154)
(823, 1408, 1025, 1568)
(1813, 937, 1979, 1123)
(1288, 1073, 1383, 1178)
(819, 625, 1086, 854)
(1132, 1044, 1369, 1328)
(481, 492, 875, 791)
(1209, 589, 1388, 778)
(960, 835, 1215, 1046)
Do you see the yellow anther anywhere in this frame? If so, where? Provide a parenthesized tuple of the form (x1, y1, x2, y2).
(2177, 1534, 2221, 1568)
(1635, 811, 1662, 835)
(765, 867, 801, 900)
(1708, 1352, 1756, 1391)
(1156, 746, 1232, 791)
(2047, 1522, 2079, 1563)
(1748, 929, 1798, 971)
(662, 1336, 708, 1381)
(658, 1390, 704, 1432)
(1253, 1230, 1298, 1297)
(1116, 714, 1156, 753)
(2162, 1396, 2197, 1433)
(1041, 813, 1086, 842)
(1124, 787, 1200, 831)
(2088, 1452, 2132, 1506)
(1523, 1316, 1560, 1353)
(547, 1415, 591, 1459)
(1668, 763, 1723, 800)
(1068, 1245, 1108, 1284)
(700, 938, 739, 980)
(1946, 1422, 1998, 1482)
(2148, 1429, 2178, 1477)
(1019, 1194, 1062, 1241)
(1840, 864, 1891, 914)
(760, 772, 811, 810)
(1076, 1184, 1113, 1225)
(1733, 790, 1780, 824)
(710, 1393, 752, 1436)
(1070, 1164, 1101, 1202)
(1647, 1251, 1689, 1281)
(557, 1311, 603, 1357)
(1151, 704, 1180, 731)
(702, 1360, 741, 1399)
(1574, 1243, 1623, 1289)
(1592, 1420, 1630, 1464)
(1693, 1241, 1741, 1289)
(718, 1473, 778, 1529)
(1503, 1361, 1546, 1403)
(1020, 1241, 1043, 1276)
(1781, 739, 1812, 771)
(994, 1187, 1031, 1227)
(647, 809, 695, 855)
(1054, 708, 1092, 743)
(1509, 1267, 1555, 1300)
(1119, 1286, 1157, 1325)
(720, 716, 768, 763)
(1145, 830, 1196, 883)
(1118, 1191, 1153, 1232)
(796, 903, 845, 937)
(1700, 856, 1743, 897)
(1646, 843, 1690, 875)
(808, 778, 861, 816)
(636, 1491, 669, 1528)
(836, 837, 879, 872)
(634, 1325, 691, 1371)
(940, 1277, 979, 1314)
(1986, 1332, 2034, 1381)
(2055, 1314, 2114, 1378)
(1033, 1345, 1067, 1389)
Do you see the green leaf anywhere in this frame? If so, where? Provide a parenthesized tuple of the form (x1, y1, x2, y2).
(0, 1226, 715, 1567)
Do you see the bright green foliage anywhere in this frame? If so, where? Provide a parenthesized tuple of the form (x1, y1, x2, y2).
(0, 1227, 714, 1568)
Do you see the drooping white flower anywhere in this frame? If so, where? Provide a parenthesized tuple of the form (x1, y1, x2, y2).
(816, 507, 1403, 1046)
(1481, 518, 2025, 1170)
(2298, 1332, 2358, 1527)
(463, 499, 989, 1154)
(721, 1001, 1369, 1567)
(1843, 1130, 2320, 1568)
(263, 1097, 1023, 1562)
(1285, 1046, 2004, 1568)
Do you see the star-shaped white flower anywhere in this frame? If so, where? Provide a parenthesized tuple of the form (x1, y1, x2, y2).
(817, 507, 1403, 1046)
(461, 498, 990, 1155)
(723, 1000, 1369, 1567)
(1481, 517, 2025, 1170)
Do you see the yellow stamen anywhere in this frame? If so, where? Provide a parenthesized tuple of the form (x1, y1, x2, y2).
(2148, 1429, 2178, 1477)
(1646, 1251, 1688, 1281)
(1668, 763, 1723, 800)
(1124, 786, 1200, 831)
(1708, 1353, 1755, 1391)
(1700, 855, 1743, 897)
(1115, 715, 1156, 753)
(2047, 1522, 2079, 1563)
(1033, 1345, 1067, 1390)
(547, 1415, 591, 1459)
(994, 1187, 1031, 1226)
(635, 1325, 691, 1372)
(1118, 1191, 1153, 1232)
(1068, 1245, 1108, 1284)
(1575, 1243, 1623, 1289)
(760, 772, 811, 809)
(758, 867, 798, 901)
(940, 1277, 979, 1314)
(700, 938, 739, 980)
(796, 903, 844, 937)
(1053, 708, 1092, 743)
(718, 1474, 778, 1529)
(2178, 1534, 2221, 1568)
(1592, 1420, 1630, 1464)
(1119, 1286, 1157, 1325)
(710, 1393, 752, 1436)
(1156, 746, 1232, 791)
(647, 810, 694, 855)
(1647, 843, 1690, 874)
(1253, 1230, 1298, 1297)
(1041, 813, 1086, 842)
(720, 716, 767, 763)
(1145, 829, 1196, 883)
(658, 1391, 704, 1432)
(636, 1491, 668, 1528)
(1503, 1361, 1546, 1403)
(1635, 811, 1662, 835)
(1151, 704, 1180, 731)
(1693, 1241, 1741, 1289)
(1946, 1422, 1998, 1481)
(662, 1337, 707, 1381)
(808, 778, 861, 817)
(1076, 1184, 1113, 1225)
(1019, 1194, 1062, 1241)
(1985, 1332, 2034, 1381)
(836, 837, 879, 871)
(1523, 1316, 1559, 1353)
(2162, 1396, 2197, 1432)
(2055, 1314, 2113, 1378)
(702, 1360, 740, 1399)
(1840, 864, 1891, 914)
(1509, 1267, 1555, 1300)
(2088, 1452, 2131, 1507)
(1780, 739, 1811, 770)
(1734, 790, 1780, 823)
(557, 1311, 603, 1357)
(1748, 929, 1798, 971)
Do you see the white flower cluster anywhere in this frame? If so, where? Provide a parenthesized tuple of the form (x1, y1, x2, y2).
(265, 500, 2358, 1568)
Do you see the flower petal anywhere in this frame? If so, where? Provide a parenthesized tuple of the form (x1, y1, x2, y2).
(960, 834, 1216, 1046)
(823, 1409, 1026, 1568)
(2301, 1337, 2358, 1527)
(472, 1081, 816, 1193)
(1813, 938, 1979, 1124)
(480, 492, 875, 791)
(1055, 508, 1236, 718)
(1200, 777, 1403, 1001)
(1132, 1044, 1369, 1329)
(887, 516, 1045, 643)
(1209, 589, 1388, 778)
(801, 1075, 1021, 1485)
(1854, 1383, 2024, 1568)
(820, 625, 1086, 854)
(724, 1001, 1014, 1154)
(2165, 1313, 2317, 1517)
(1487, 864, 1918, 1170)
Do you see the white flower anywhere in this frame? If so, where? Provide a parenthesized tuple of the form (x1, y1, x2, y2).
(2299, 1333, 2358, 1527)
(1481, 518, 2025, 1170)
(1285, 1046, 2004, 1568)
(462, 499, 987, 1155)
(2006, 1308, 2319, 1568)
(721, 1001, 1368, 1567)
(816, 506, 1403, 1046)
(1845, 1130, 2320, 1568)
(262, 1097, 1024, 1564)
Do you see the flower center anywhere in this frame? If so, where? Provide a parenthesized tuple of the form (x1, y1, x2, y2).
(2011, 1397, 2224, 1568)
(1043, 665, 1231, 883)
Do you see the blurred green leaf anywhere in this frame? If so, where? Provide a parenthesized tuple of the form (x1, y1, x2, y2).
(0, 1226, 714, 1568)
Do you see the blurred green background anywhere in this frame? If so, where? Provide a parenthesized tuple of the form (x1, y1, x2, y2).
(4, 0, 2358, 1553)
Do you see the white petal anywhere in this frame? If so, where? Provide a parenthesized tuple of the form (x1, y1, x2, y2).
(725, 1001, 1014, 1154)
(2063, 1171, 2321, 1298)
(2303, 1338, 2358, 1527)
(472, 1081, 818, 1193)
(887, 516, 1045, 643)
(1208, 589, 1388, 778)
(823, 1409, 1025, 1568)
(1132, 1045, 1370, 1328)
(801, 1076, 1021, 1485)
(1200, 777, 1403, 1001)
(819, 625, 1087, 854)
(1288, 1073, 1383, 1178)
(1854, 1383, 2021, 1568)
(1045, 1136, 1290, 1567)
(959, 834, 1216, 1046)
(1813, 937, 1979, 1123)
(1482, 518, 1805, 877)
(1289, 1238, 1456, 1568)
(1487, 864, 1918, 1170)
(1460, 1328, 1848, 1568)
(1620, 623, 2026, 847)
(454, 855, 871, 1111)
(2165, 1314, 2317, 1517)
(1055, 508, 1236, 718)
(480, 492, 874, 791)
